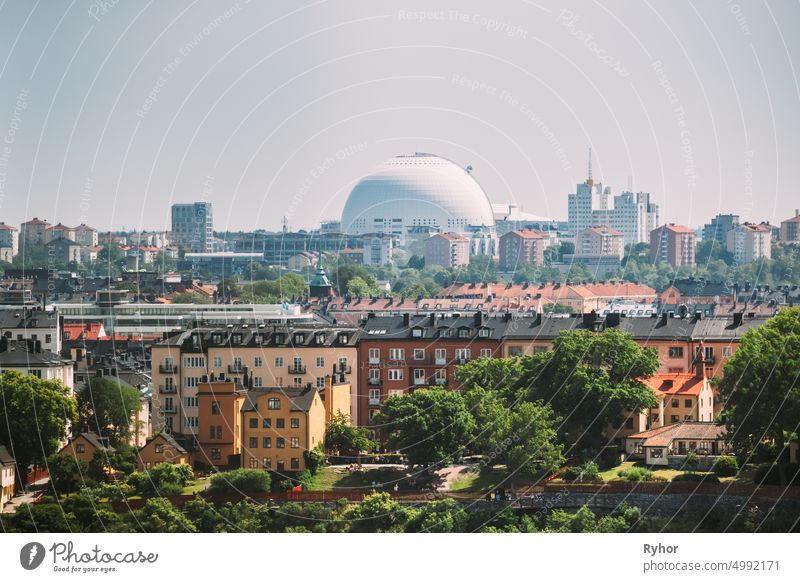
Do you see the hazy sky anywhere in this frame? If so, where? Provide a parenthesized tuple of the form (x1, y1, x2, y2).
(0, 0, 798, 233)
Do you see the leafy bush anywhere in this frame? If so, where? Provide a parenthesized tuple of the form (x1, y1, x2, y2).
(126, 462, 192, 496)
(683, 451, 700, 472)
(712, 456, 740, 477)
(617, 467, 655, 482)
(753, 463, 800, 486)
(208, 469, 271, 493)
(562, 461, 600, 482)
(672, 473, 720, 483)
(304, 444, 325, 475)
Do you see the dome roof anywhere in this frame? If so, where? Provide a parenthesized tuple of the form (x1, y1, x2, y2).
(341, 154, 495, 238)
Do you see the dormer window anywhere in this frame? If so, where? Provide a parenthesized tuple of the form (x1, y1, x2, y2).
(231, 334, 242, 345)
(315, 333, 326, 345)
(411, 328, 423, 338)
(212, 333, 222, 344)
(339, 333, 349, 344)
(274, 333, 285, 344)
(294, 333, 304, 344)
(253, 334, 262, 344)
(478, 328, 490, 338)
(458, 328, 471, 338)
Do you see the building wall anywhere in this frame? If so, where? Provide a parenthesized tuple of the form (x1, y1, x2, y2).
(59, 436, 98, 465)
(1, 463, 15, 510)
(136, 435, 189, 471)
(195, 381, 243, 468)
(650, 226, 696, 267)
(424, 234, 470, 269)
(0, 225, 19, 256)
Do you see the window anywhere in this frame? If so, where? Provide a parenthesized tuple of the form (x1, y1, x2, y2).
(684, 399, 692, 408)
(291, 437, 300, 448)
(533, 346, 548, 354)
(275, 357, 284, 368)
(294, 333, 305, 344)
(388, 369, 404, 381)
(478, 328, 490, 338)
(650, 448, 663, 458)
(670, 415, 679, 423)
(254, 377, 263, 387)
(209, 426, 215, 439)
(263, 457, 272, 469)
(388, 348, 405, 361)
(216, 426, 222, 439)
(232, 334, 242, 345)
(316, 356, 325, 368)
(413, 349, 425, 360)
(45, 334, 52, 344)
(186, 417, 198, 428)
(455, 348, 470, 361)
(671, 399, 679, 408)
(263, 418, 271, 428)
(249, 437, 258, 448)
(480, 348, 492, 358)
(704, 346, 714, 360)
(254, 357, 263, 368)
(249, 418, 258, 428)
(458, 328, 471, 338)
(316, 333, 326, 344)
(268, 398, 280, 410)
(411, 328, 423, 338)
(290, 418, 300, 429)
(722, 346, 732, 357)
(291, 458, 300, 470)
(368, 348, 380, 363)
(249, 457, 258, 468)
(435, 348, 446, 363)
(211, 402, 220, 415)
(213, 356, 222, 367)
(276, 437, 285, 448)
(369, 388, 380, 404)
(316, 377, 325, 388)
(414, 369, 426, 384)
(76, 443, 85, 453)
(155, 444, 164, 454)
(508, 346, 523, 356)
(276, 418, 285, 429)
(389, 389, 404, 398)
(263, 437, 271, 448)
(184, 396, 197, 407)
(668, 347, 684, 358)
(211, 448, 221, 460)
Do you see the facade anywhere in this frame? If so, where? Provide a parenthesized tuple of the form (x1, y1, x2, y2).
(624, 422, 728, 467)
(58, 432, 114, 465)
(340, 154, 496, 246)
(196, 381, 244, 468)
(46, 238, 81, 264)
(240, 378, 349, 472)
(171, 202, 214, 253)
(726, 223, 772, 263)
(74, 224, 99, 247)
(136, 432, 189, 471)
(0, 445, 15, 510)
(702, 214, 739, 245)
(424, 233, 470, 269)
(608, 191, 659, 246)
(650, 224, 696, 267)
(44, 223, 76, 244)
(360, 233, 394, 266)
(357, 312, 510, 428)
(150, 324, 360, 436)
(20, 217, 50, 248)
(780, 210, 800, 244)
(0, 340, 73, 393)
(575, 225, 624, 259)
(0, 222, 19, 257)
(0, 308, 61, 353)
(498, 229, 547, 269)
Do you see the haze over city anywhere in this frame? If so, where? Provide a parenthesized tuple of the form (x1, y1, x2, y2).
(1, 0, 798, 233)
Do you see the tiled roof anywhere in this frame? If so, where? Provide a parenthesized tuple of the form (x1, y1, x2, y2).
(645, 374, 705, 396)
(628, 422, 726, 447)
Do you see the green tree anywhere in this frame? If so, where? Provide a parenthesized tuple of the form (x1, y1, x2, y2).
(75, 376, 142, 446)
(374, 388, 475, 468)
(304, 444, 326, 475)
(346, 276, 377, 298)
(46, 453, 87, 494)
(407, 255, 425, 269)
(404, 498, 468, 532)
(455, 356, 526, 403)
(342, 491, 413, 532)
(718, 307, 800, 484)
(208, 468, 271, 493)
(0, 370, 76, 491)
(522, 329, 659, 453)
(463, 387, 511, 456)
(324, 412, 375, 457)
(134, 498, 197, 532)
(504, 402, 565, 487)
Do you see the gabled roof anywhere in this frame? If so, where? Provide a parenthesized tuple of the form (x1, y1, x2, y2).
(644, 374, 705, 396)
(241, 386, 319, 413)
(627, 422, 726, 447)
(67, 432, 115, 452)
(0, 445, 15, 465)
(144, 432, 187, 454)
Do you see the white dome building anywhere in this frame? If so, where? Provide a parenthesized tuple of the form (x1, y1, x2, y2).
(341, 153, 496, 246)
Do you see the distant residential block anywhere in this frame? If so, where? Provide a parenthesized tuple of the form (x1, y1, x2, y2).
(424, 232, 470, 269)
(726, 222, 772, 263)
(780, 209, 800, 244)
(499, 229, 547, 269)
(650, 224, 696, 267)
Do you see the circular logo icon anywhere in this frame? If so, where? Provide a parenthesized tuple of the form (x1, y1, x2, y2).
(19, 542, 46, 570)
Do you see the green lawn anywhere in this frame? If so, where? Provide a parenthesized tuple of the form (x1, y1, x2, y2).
(597, 461, 689, 482)
(449, 466, 508, 493)
(305, 466, 432, 492)
(182, 477, 210, 495)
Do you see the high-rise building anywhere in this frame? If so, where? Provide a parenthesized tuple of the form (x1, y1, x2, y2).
(499, 229, 547, 269)
(702, 214, 739, 245)
(20, 217, 50, 248)
(576, 225, 625, 259)
(0, 223, 19, 257)
(726, 223, 772, 263)
(650, 224, 696, 267)
(780, 209, 800, 244)
(361, 233, 393, 266)
(74, 224, 99, 247)
(171, 202, 213, 252)
(424, 233, 470, 269)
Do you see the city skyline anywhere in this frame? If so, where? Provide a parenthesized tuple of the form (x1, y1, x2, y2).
(0, 1, 798, 232)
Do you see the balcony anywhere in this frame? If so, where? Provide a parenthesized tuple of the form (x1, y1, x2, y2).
(435, 378, 447, 386)
(288, 365, 307, 375)
(368, 357, 380, 365)
(435, 358, 447, 365)
(159, 385, 177, 394)
(413, 378, 428, 386)
(159, 364, 178, 374)
(228, 364, 245, 374)
(368, 396, 381, 406)
(704, 355, 715, 364)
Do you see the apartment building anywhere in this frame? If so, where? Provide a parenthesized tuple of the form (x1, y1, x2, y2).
(20, 217, 50, 248)
(0, 222, 19, 257)
(498, 229, 548, 269)
(74, 223, 99, 247)
(44, 223, 76, 244)
(0, 446, 15, 511)
(650, 224, 696, 267)
(726, 222, 772, 263)
(424, 233, 470, 268)
(357, 312, 510, 428)
(702, 214, 739, 245)
(240, 377, 349, 472)
(46, 238, 81, 264)
(171, 202, 213, 253)
(0, 308, 61, 353)
(780, 209, 800, 244)
(575, 225, 624, 259)
(196, 380, 244, 468)
(150, 324, 360, 436)
(0, 339, 73, 394)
